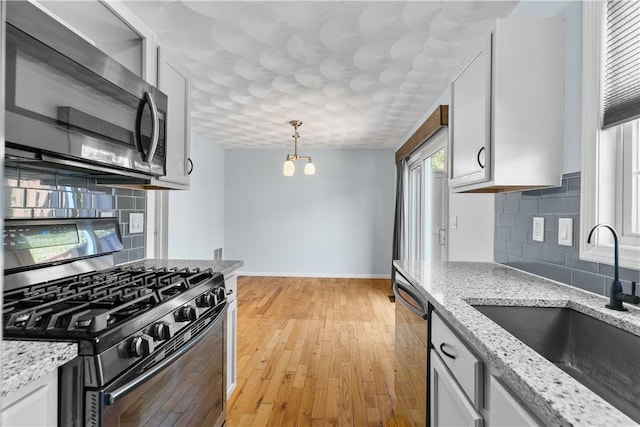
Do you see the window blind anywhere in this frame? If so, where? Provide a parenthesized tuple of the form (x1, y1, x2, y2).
(602, 0, 640, 129)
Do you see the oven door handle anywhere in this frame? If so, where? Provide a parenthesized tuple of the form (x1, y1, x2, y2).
(104, 303, 227, 405)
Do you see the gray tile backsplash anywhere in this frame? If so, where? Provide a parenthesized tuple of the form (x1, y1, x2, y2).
(3, 167, 147, 264)
(495, 172, 640, 296)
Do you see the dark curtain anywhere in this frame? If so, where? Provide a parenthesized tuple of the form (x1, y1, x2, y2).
(392, 156, 408, 281)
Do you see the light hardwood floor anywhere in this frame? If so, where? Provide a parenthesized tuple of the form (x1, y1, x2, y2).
(227, 276, 399, 427)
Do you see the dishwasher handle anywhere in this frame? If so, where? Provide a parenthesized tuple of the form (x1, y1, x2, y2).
(393, 280, 428, 320)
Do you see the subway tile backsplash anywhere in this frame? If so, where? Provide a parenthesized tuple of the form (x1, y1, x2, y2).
(4, 166, 147, 264)
(495, 172, 640, 296)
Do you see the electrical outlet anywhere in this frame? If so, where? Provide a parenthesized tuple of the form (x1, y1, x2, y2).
(558, 218, 573, 246)
(532, 217, 545, 242)
(129, 213, 144, 234)
(449, 216, 458, 230)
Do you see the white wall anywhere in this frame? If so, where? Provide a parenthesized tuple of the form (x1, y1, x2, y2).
(167, 133, 225, 259)
(224, 149, 395, 277)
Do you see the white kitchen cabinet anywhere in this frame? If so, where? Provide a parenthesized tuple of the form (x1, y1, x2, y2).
(432, 312, 483, 407)
(487, 375, 540, 427)
(154, 47, 192, 189)
(1, 370, 58, 427)
(430, 310, 543, 426)
(431, 350, 484, 427)
(449, 18, 564, 193)
(225, 274, 238, 398)
(32, 0, 156, 83)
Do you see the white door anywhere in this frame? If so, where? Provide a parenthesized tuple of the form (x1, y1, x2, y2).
(407, 130, 449, 262)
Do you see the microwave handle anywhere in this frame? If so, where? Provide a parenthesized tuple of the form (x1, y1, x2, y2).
(144, 92, 160, 163)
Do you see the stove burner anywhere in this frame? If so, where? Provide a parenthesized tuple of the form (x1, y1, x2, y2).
(76, 309, 110, 329)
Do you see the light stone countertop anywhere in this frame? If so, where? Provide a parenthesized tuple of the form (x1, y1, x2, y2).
(394, 260, 640, 426)
(2, 258, 243, 398)
(2, 341, 77, 397)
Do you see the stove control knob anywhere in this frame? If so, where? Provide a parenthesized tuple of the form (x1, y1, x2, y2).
(151, 322, 171, 341)
(130, 334, 153, 358)
(196, 293, 215, 308)
(176, 305, 197, 322)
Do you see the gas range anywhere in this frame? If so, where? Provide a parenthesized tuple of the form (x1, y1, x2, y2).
(4, 264, 225, 380)
(3, 218, 228, 426)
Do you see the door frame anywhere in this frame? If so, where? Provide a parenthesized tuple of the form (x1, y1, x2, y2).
(407, 128, 449, 262)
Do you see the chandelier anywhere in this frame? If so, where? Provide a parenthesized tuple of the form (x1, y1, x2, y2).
(282, 120, 315, 176)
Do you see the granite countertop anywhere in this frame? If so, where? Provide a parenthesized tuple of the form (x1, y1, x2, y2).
(2, 341, 77, 397)
(394, 260, 640, 426)
(2, 258, 243, 398)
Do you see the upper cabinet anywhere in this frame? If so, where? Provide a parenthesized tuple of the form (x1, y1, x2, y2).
(33, 0, 155, 83)
(449, 19, 564, 193)
(154, 48, 192, 189)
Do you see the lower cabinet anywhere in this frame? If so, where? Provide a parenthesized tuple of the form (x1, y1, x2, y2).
(225, 274, 238, 398)
(430, 310, 541, 427)
(226, 298, 238, 398)
(486, 375, 540, 427)
(431, 350, 484, 427)
(1, 370, 57, 427)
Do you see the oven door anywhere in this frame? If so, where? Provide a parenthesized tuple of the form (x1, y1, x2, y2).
(91, 306, 227, 427)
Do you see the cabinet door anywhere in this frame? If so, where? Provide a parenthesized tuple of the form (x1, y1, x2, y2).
(34, 1, 154, 81)
(2, 370, 58, 427)
(157, 47, 191, 187)
(431, 351, 484, 427)
(488, 376, 540, 427)
(226, 298, 238, 398)
(449, 35, 492, 188)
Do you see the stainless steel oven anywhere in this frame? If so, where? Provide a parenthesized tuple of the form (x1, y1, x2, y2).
(4, 1, 167, 182)
(3, 218, 227, 427)
(60, 303, 227, 427)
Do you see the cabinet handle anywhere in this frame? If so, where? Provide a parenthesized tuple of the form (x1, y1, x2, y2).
(440, 342, 456, 360)
(187, 158, 194, 175)
(477, 147, 486, 169)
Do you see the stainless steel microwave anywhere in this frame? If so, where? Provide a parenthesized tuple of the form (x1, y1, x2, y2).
(4, 1, 167, 182)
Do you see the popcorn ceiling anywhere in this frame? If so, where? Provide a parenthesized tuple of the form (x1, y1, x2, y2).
(126, 1, 517, 149)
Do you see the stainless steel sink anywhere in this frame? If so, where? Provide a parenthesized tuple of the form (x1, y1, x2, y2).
(472, 305, 640, 423)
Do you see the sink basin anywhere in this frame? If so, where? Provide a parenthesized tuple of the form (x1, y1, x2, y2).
(472, 305, 640, 423)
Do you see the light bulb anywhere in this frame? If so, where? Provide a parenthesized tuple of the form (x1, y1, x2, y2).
(283, 159, 295, 176)
(304, 161, 315, 175)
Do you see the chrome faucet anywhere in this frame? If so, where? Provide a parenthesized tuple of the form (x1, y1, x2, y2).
(587, 224, 639, 311)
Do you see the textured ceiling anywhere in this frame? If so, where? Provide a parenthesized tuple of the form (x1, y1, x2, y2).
(125, 1, 518, 149)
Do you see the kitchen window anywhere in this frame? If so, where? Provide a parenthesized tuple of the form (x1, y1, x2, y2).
(581, 0, 640, 269)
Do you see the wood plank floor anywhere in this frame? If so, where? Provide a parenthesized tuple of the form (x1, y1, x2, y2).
(227, 276, 399, 427)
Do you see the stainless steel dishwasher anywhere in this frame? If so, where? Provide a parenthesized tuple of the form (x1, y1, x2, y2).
(394, 270, 429, 426)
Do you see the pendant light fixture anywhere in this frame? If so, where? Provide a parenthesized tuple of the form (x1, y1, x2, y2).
(282, 120, 315, 176)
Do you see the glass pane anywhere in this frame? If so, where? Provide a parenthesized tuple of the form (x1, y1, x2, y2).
(408, 165, 422, 261)
(632, 120, 640, 234)
(423, 148, 447, 262)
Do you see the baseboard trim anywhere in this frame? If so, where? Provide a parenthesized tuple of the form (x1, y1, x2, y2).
(238, 271, 392, 279)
